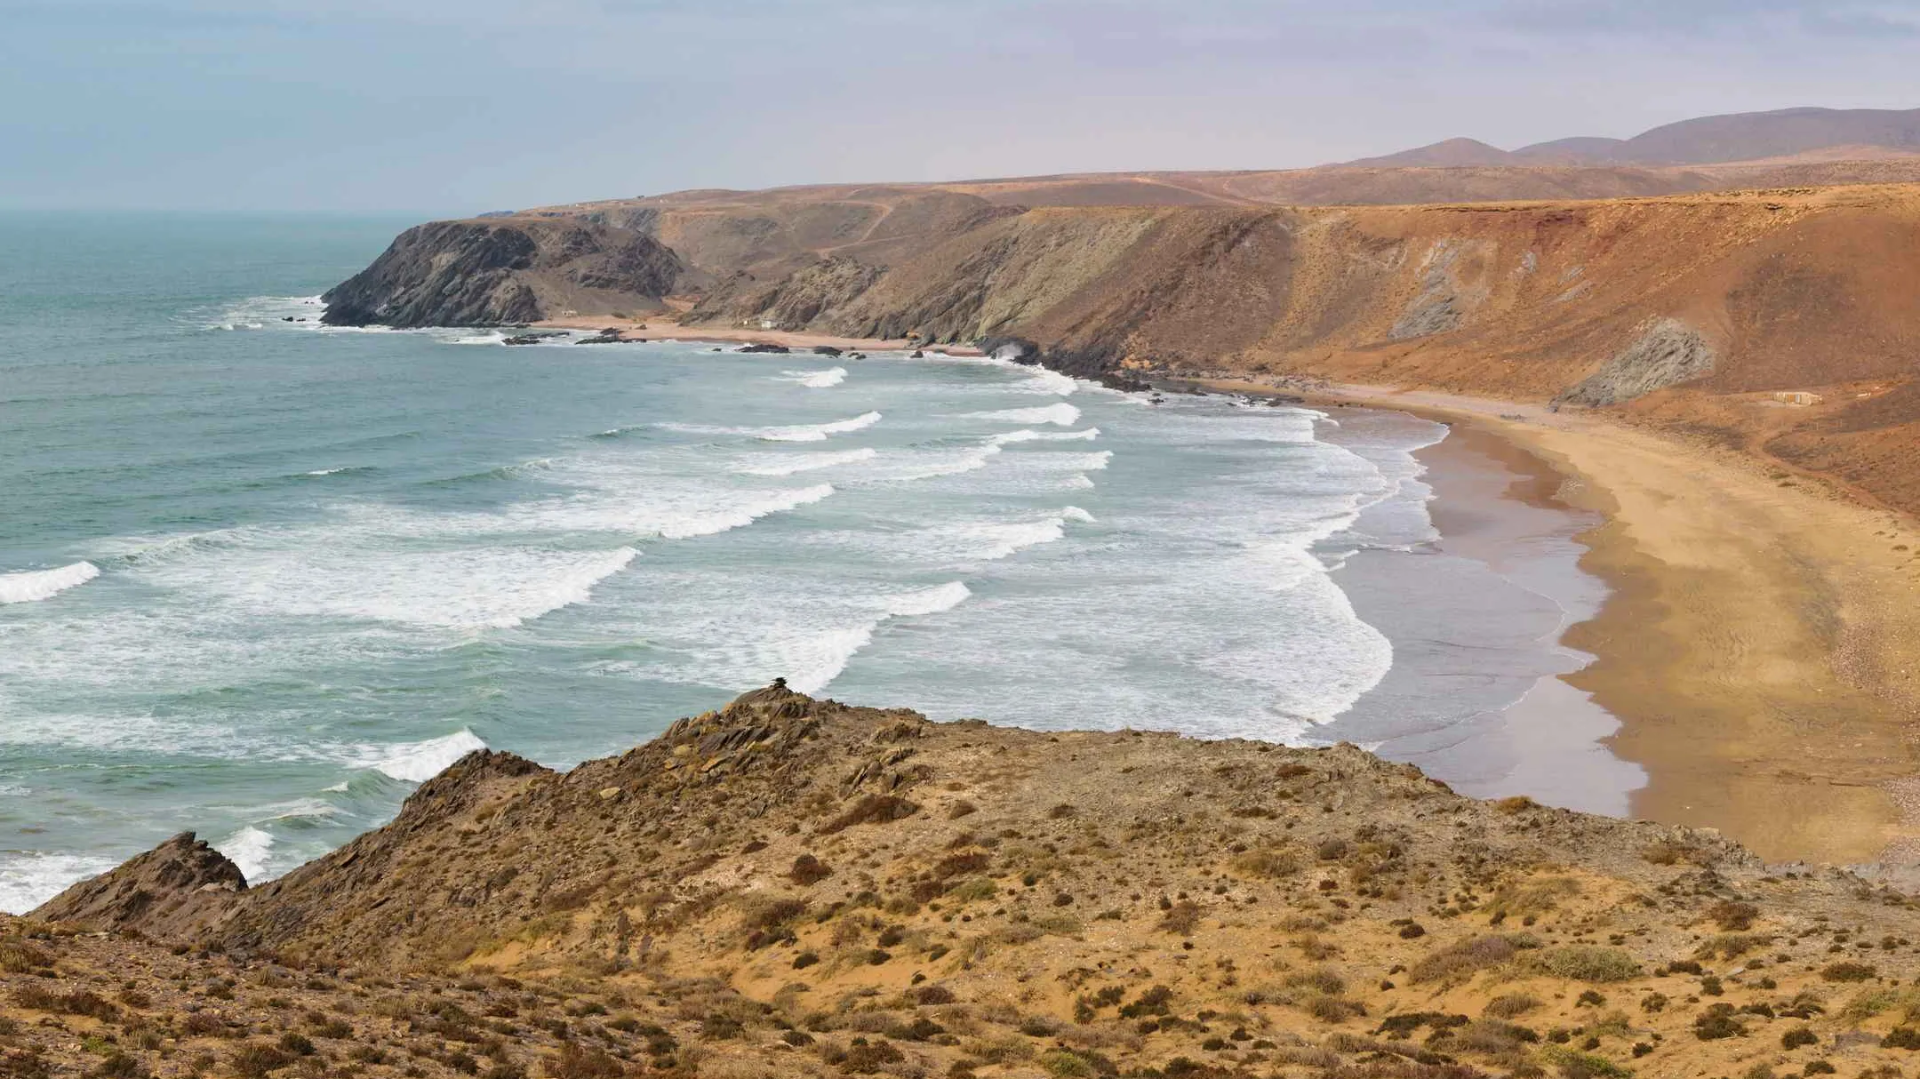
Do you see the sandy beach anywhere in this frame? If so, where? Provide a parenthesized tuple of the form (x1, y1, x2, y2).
(1202, 379, 1920, 866)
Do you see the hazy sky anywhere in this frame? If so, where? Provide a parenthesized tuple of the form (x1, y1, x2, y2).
(6, 0, 1919, 212)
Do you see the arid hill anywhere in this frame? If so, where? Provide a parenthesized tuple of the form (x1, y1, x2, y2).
(18, 684, 1920, 1078)
(1346, 106, 1920, 168)
(328, 180, 1920, 517)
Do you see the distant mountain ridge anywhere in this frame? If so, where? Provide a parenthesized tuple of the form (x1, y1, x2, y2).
(1347, 105, 1920, 167)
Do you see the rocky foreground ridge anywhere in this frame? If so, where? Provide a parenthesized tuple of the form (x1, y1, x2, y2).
(14, 685, 1920, 1078)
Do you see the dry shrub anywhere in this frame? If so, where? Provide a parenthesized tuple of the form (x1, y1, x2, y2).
(11, 987, 120, 1022)
(1284, 969, 1345, 996)
(945, 878, 996, 903)
(548, 1043, 626, 1079)
(182, 1011, 232, 1037)
(743, 897, 808, 931)
(1489, 876, 1579, 917)
(1158, 901, 1201, 936)
(229, 1044, 293, 1079)
(1707, 900, 1759, 931)
(1303, 994, 1368, 1023)
(1821, 961, 1878, 983)
(840, 1039, 906, 1074)
(1409, 936, 1528, 985)
(0, 940, 52, 974)
(1695, 934, 1771, 960)
(1230, 847, 1301, 880)
(820, 795, 918, 834)
(789, 854, 833, 886)
(1483, 994, 1540, 1019)
(934, 851, 991, 880)
(1537, 946, 1640, 983)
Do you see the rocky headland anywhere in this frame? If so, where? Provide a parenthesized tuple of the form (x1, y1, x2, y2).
(16, 684, 1920, 1079)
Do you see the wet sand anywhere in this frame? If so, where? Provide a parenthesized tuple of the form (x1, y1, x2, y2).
(1319, 413, 1644, 816)
(1291, 383, 1920, 866)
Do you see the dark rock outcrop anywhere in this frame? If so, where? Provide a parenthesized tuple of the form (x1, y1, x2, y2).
(32, 832, 245, 934)
(1555, 317, 1717, 407)
(321, 218, 684, 328)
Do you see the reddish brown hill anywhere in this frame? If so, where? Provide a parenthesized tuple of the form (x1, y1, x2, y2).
(334, 181, 1920, 517)
(652, 185, 1920, 516)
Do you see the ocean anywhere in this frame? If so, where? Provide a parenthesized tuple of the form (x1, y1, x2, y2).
(0, 212, 1634, 912)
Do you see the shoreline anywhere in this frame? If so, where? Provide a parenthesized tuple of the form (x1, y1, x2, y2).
(1192, 375, 1920, 866)
(1307, 405, 1645, 816)
(532, 316, 985, 356)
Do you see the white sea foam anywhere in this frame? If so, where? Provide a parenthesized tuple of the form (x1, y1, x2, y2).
(306, 467, 349, 476)
(0, 853, 119, 915)
(364, 730, 489, 783)
(961, 403, 1080, 426)
(653, 487, 832, 539)
(733, 447, 878, 476)
(989, 427, 1100, 445)
(1020, 368, 1079, 396)
(930, 508, 1094, 561)
(786, 582, 972, 694)
(778, 367, 847, 388)
(246, 544, 640, 630)
(0, 562, 100, 605)
(759, 411, 880, 441)
(869, 444, 1002, 482)
(663, 411, 881, 443)
(215, 826, 275, 882)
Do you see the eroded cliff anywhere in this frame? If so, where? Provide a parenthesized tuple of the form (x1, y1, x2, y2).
(320, 217, 685, 328)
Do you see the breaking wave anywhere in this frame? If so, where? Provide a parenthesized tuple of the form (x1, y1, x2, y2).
(786, 582, 973, 694)
(778, 367, 848, 389)
(961, 403, 1081, 426)
(361, 730, 490, 783)
(0, 562, 100, 605)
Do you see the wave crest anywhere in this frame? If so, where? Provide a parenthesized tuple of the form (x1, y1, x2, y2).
(362, 730, 490, 783)
(961, 403, 1080, 426)
(0, 562, 100, 605)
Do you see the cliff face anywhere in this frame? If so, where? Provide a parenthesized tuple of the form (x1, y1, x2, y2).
(661, 185, 1920, 516)
(320, 217, 684, 328)
(24, 685, 1920, 1078)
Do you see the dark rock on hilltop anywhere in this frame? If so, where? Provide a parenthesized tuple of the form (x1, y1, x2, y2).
(32, 831, 244, 935)
(320, 218, 684, 329)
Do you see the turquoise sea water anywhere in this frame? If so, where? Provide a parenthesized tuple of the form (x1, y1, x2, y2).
(0, 213, 1623, 911)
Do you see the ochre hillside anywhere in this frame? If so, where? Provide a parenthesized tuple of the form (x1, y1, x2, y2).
(20, 685, 1920, 1079)
(328, 182, 1919, 516)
